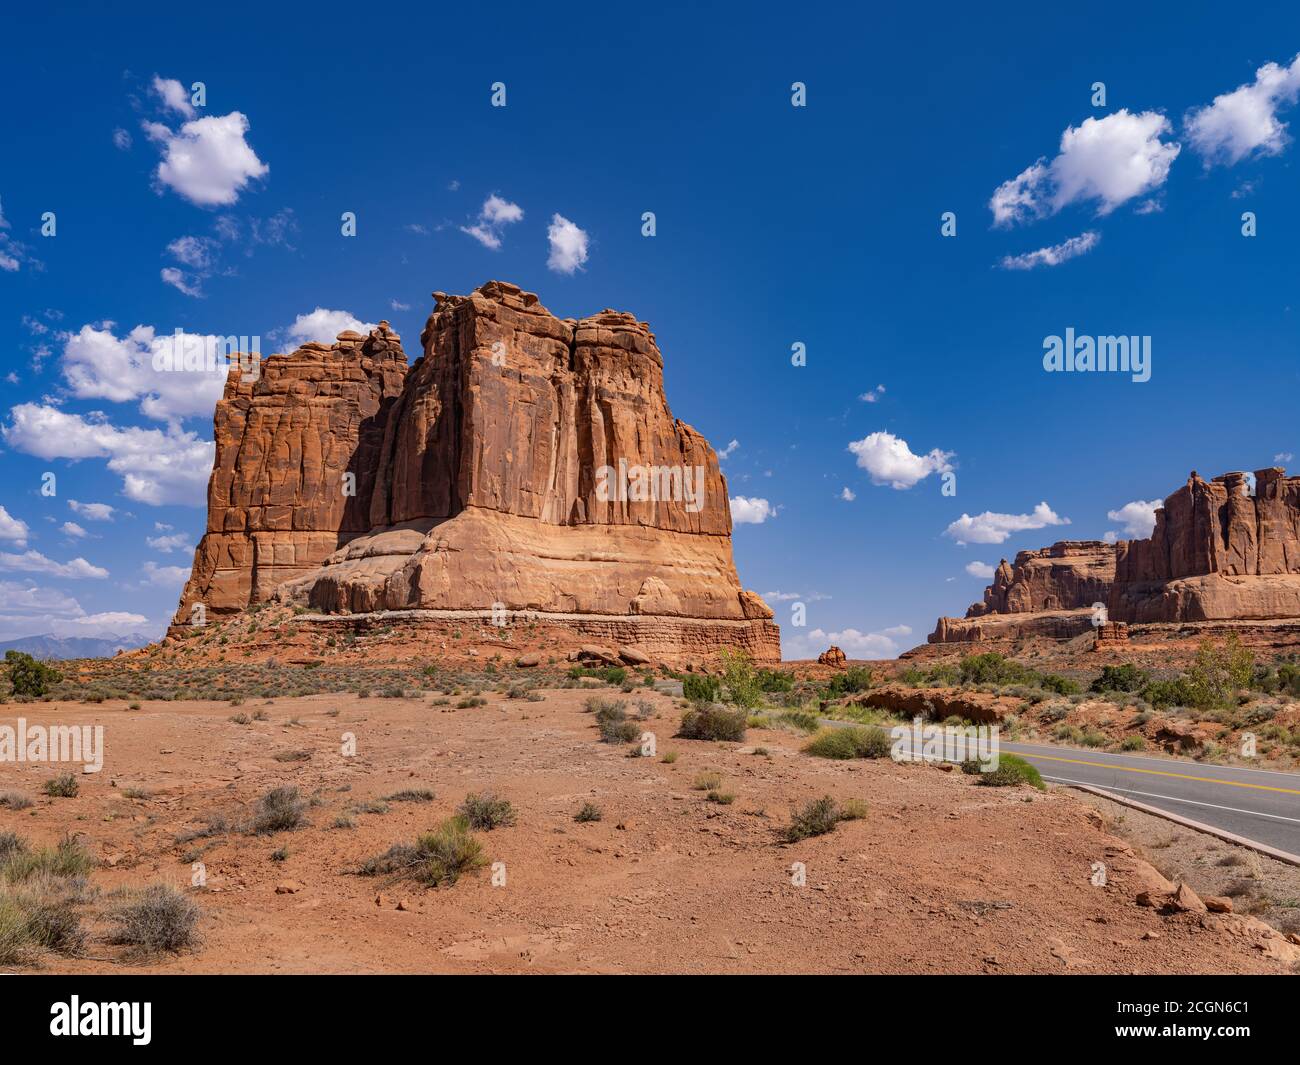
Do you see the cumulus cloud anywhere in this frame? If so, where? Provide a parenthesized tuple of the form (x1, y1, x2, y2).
(142, 560, 190, 586)
(0, 506, 31, 548)
(68, 500, 115, 522)
(784, 624, 913, 661)
(151, 75, 195, 119)
(460, 194, 524, 249)
(59, 322, 230, 424)
(944, 502, 1069, 545)
(0, 580, 151, 642)
(160, 266, 203, 297)
(60, 522, 87, 539)
(840, 487, 856, 501)
(990, 110, 1180, 226)
(0, 550, 108, 579)
(147, 532, 192, 553)
(730, 496, 776, 524)
(1000, 230, 1100, 271)
(1107, 499, 1163, 539)
(1186, 54, 1300, 166)
(4, 404, 214, 506)
(965, 561, 996, 579)
(847, 431, 953, 490)
(0, 195, 39, 273)
(144, 110, 268, 207)
(112, 128, 132, 151)
(859, 385, 885, 403)
(546, 213, 589, 274)
(283, 308, 377, 347)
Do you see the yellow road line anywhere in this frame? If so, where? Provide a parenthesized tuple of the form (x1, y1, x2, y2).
(1016, 752, 1300, 796)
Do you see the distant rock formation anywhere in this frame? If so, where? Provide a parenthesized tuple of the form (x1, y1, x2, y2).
(1110, 469, 1300, 622)
(174, 281, 779, 663)
(817, 645, 847, 668)
(930, 541, 1115, 643)
(928, 469, 1300, 645)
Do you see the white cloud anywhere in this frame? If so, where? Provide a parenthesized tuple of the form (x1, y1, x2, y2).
(1107, 499, 1163, 539)
(944, 502, 1068, 545)
(151, 75, 196, 119)
(718, 439, 739, 460)
(839, 487, 856, 501)
(60, 322, 229, 424)
(60, 521, 87, 539)
(0, 506, 30, 548)
(284, 308, 377, 347)
(147, 532, 192, 553)
(0, 195, 38, 273)
(1186, 54, 1300, 166)
(546, 213, 589, 274)
(848, 431, 953, 489)
(0, 581, 152, 641)
(142, 561, 190, 586)
(1275, 452, 1294, 463)
(1000, 230, 1100, 271)
(460, 194, 523, 249)
(390, 299, 410, 312)
(145, 111, 268, 206)
(68, 500, 115, 522)
(784, 624, 912, 661)
(166, 235, 218, 270)
(859, 385, 885, 403)
(965, 561, 996, 579)
(5, 404, 213, 506)
(112, 128, 132, 151)
(730, 496, 776, 524)
(990, 110, 1180, 226)
(161, 266, 203, 297)
(0, 550, 108, 579)
(761, 590, 803, 602)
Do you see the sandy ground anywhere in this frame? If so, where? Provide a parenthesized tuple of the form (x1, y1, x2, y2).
(1, 686, 1295, 974)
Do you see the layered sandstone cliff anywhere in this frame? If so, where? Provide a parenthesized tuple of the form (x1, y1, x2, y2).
(929, 541, 1114, 643)
(928, 469, 1300, 644)
(174, 281, 779, 662)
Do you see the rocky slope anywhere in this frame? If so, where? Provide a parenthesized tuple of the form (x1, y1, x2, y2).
(929, 469, 1300, 645)
(173, 282, 778, 664)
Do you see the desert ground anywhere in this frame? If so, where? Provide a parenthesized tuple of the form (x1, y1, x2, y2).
(3, 666, 1298, 974)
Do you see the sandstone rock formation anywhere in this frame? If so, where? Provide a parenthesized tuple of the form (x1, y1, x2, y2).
(928, 469, 1300, 645)
(1110, 469, 1300, 622)
(817, 645, 847, 668)
(929, 541, 1114, 643)
(174, 282, 779, 663)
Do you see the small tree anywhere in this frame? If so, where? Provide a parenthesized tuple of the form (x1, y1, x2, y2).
(718, 649, 762, 709)
(1184, 636, 1254, 710)
(5, 651, 61, 698)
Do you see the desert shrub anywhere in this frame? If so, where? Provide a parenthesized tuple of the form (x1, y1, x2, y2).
(574, 802, 602, 823)
(756, 668, 794, 693)
(1039, 673, 1080, 695)
(718, 650, 762, 708)
(385, 788, 435, 803)
(43, 773, 79, 798)
(803, 725, 891, 760)
(976, 753, 1045, 790)
(0, 792, 33, 811)
(359, 816, 486, 886)
(838, 798, 868, 821)
(706, 790, 735, 804)
(458, 791, 517, 830)
(661, 751, 678, 764)
(782, 796, 861, 842)
(1184, 636, 1255, 710)
(1141, 677, 1193, 710)
(456, 696, 488, 708)
(677, 705, 747, 742)
(248, 786, 307, 834)
(1090, 663, 1150, 693)
(1121, 734, 1145, 751)
(0, 881, 86, 963)
(693, 771, 723, 791)
(1, 836, 95, 883)
(4, 651, 62, 698)
(823, 665, 874, 696)
(106, 884, 201, 954)
(229, 712, 251, 725)
(683, 674, 722, 704)
(1040, 703, 1071, 723)
(959, 653, 1029, 687)
(332, 815, 355, 830)
(1079, 728, 1108, 748)
(568, 665, 627, 686)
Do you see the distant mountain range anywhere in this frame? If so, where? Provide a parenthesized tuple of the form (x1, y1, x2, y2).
(0, 632, 155, 660)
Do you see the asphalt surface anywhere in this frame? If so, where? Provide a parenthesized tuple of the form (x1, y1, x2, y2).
(826, 719, 1300, 857)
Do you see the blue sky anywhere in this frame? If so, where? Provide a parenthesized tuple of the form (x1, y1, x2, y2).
(1, 3, 1298, 656)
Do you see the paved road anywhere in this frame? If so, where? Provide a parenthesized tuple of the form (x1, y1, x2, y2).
(826, 719, 1300, 857)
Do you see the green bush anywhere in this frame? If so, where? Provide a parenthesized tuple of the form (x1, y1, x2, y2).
(1183, 636, 1254, 710)
(1039, 673, 1080, 695)
(574, 802, 602, 823)
(677, 705, 747, 742)
(1141, 677, 1193, 710)
(5, 651, 62, 698)
(823, 666, 874, 696)
(756, 668, 794, 693)
(781, 796, 863, 842)
(682, 674, 721, 704)
(1120, 734, 1145, 751)
(803, 726, 892, 760)
(458, 791, 517, 830)
(43, 774, 79, 799)
(959, 653, 1030, 686)
(249, 786, 307, 834)
(719, 650, 762, 708)
(1090, 663, 1150, 693)
(975, 753, 1045, 790)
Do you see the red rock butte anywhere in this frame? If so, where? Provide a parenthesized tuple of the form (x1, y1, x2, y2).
(928, 468, 1300, 647)
(171, 281, 780, 664)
